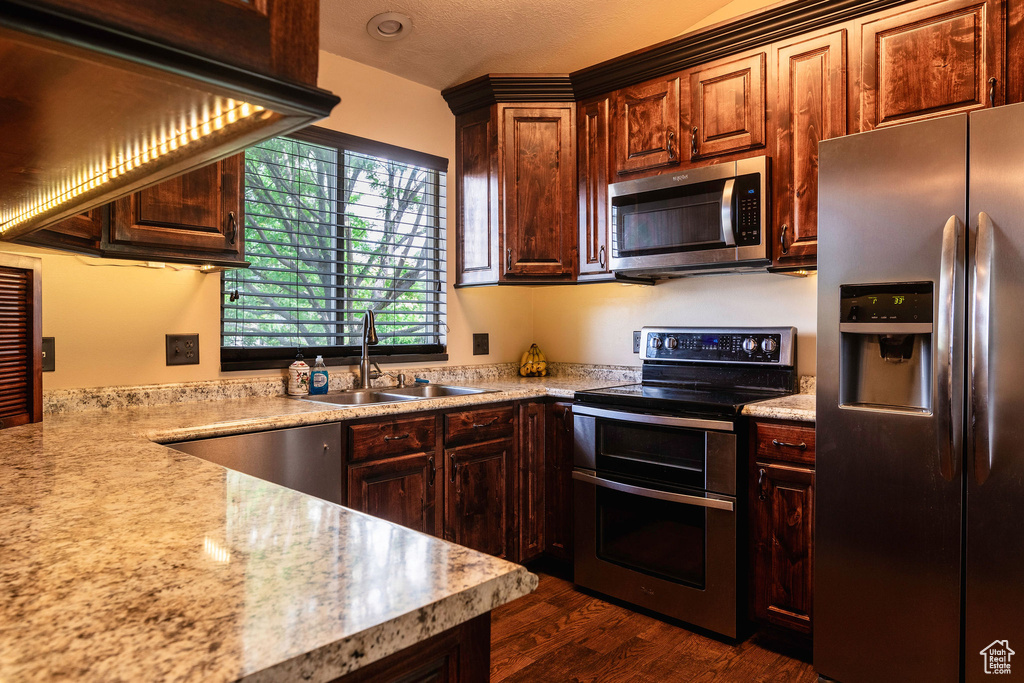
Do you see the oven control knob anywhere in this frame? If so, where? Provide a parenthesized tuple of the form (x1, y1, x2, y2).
(742, 337, 758, 353)
(665, 336, 678, 349)
(649, 336, 663, 349)
(761, 338, 778, 354)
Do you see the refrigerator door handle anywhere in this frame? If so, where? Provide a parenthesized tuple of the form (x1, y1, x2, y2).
(971, 211, 994, 485)
(936, 214, 962, 482)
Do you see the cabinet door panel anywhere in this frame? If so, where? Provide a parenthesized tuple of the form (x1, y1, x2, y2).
(545, 402, 573, 561)
(773, 30, 847, 267)
(17, 207, 104, 255)
(614, 77, 681, 175)
(445, 438, 512, 559)
(578, 97, 611, 277)
(691, 53, 766, 158)
(518, 402, 545, 563)
(754, 461, 814, 634)
(501, 105, 575, 278)
(853, 0, 1002, 130)
(348, 452, 439, 536)
(107, 154, 243, 261)
(456, 108, 500, 285)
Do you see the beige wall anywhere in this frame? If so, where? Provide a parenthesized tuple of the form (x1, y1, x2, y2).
(8, 52, 534, 390)
(533, 274, 817, 377)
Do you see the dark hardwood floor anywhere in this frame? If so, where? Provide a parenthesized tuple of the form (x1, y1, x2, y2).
(490, 571, 816, 682)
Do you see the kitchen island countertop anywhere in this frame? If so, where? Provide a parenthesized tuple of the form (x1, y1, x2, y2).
(0, 376, 614, 682)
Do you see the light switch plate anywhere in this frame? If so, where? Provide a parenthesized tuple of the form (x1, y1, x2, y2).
(41, 337, 55, 372)
(166, 334, 200, 365)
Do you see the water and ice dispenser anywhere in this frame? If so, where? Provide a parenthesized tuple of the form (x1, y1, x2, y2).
(839, 283, 933, 413)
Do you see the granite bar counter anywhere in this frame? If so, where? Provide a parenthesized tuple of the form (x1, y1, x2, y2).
(0, 373, 627, 682)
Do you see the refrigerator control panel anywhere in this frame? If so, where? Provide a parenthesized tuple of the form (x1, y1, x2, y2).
(840, 282, 933, 323)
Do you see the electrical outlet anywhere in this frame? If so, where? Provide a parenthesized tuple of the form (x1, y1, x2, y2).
(42, 337, 55, 372)
(633, 330, 642, 354)
(472, 333, 489, 355)
(166, 334, 200, 365)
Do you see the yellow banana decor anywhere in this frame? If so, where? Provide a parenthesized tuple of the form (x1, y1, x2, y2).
(519, 343, 548, 377)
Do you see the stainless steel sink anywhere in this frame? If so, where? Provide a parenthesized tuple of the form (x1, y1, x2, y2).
(294, 389, 419, 406)
(376, 384, 495, 399)
(292, 384, 494, 406)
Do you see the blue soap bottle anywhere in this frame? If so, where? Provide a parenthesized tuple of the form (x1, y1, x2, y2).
(309, 355, 329, 395)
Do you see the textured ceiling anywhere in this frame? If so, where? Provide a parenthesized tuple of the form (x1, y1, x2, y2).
(319, 0, 742, 90)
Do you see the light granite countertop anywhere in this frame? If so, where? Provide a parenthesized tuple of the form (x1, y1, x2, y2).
(741, 392, 816, 422)
(0, 375, 629, 682)
(1, 377, 612, 682)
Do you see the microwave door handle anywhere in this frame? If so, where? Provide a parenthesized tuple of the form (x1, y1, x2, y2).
(571, 470, 734, 511)
(720, 178, 736, 246)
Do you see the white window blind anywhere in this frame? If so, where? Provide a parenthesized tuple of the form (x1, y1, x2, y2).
(221, 127, 447, 368)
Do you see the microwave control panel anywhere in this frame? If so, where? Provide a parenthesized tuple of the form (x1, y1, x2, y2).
(642, 328, 794, 365)
(734, 173, 761, 247)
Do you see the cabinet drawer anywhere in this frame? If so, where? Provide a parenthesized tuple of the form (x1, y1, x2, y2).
(754, 420, 815, 465)
(349, 416, 436, 462)
(444, 406, 515, 446)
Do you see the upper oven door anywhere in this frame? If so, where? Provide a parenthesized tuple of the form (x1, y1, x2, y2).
(572, 405, 737, 496)
(608, 156, 767, 273)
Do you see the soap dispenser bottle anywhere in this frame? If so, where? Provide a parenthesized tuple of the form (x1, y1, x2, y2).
(309, 355, 329, 395)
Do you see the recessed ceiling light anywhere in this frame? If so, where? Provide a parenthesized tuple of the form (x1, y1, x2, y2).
(367, 12, 413, 42)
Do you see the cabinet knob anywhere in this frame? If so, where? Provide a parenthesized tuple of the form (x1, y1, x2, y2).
(226, 211, 238, 245)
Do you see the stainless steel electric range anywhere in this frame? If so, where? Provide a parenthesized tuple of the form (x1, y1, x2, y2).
(572, 326, 797, 639)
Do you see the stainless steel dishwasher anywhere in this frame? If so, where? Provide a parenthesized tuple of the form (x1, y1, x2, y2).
(168, 423, 343, 504)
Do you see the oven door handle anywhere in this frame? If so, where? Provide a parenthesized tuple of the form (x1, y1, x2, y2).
(572, 470, 735, 511)
(572, 404, 734, 432)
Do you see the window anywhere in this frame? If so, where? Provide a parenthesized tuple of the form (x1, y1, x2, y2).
(221, 127, 447, 370)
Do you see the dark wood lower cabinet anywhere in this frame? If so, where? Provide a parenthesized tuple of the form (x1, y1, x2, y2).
(544, 402, 573, 562)
(333, 613, 490, 683)
(750, 419, 816, 637)
(444, 437, 513, 560)
(517, 402, 545, 563)
(347, 452, 440, 536)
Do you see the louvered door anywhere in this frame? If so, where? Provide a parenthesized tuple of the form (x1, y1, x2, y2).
(0, 253, 42, 429)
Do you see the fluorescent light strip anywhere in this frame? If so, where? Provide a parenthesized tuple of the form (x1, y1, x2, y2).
(0, 99, 268, 234)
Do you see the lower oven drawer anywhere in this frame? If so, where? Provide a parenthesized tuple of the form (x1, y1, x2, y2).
(573, 469, 740, 639)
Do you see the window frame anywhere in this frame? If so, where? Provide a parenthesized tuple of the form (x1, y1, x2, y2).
(220, 126, 449, 371)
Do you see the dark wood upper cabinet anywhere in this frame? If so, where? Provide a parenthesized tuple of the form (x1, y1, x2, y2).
(455, 107, 501, 286)
(500, 104, 577, 280)
(35, 0, 319, 86)
(444, 437, 513, 560)
(105, 154, 244, 265)
(852, 0, 1003, 131)
(772, 30, 847, 268)
(347, 452, 441, 537)
(577, 96, 612, 279)
(16, 207, 105, 256)
(613, 76, 681, 175)
(690, 52, 767, 159)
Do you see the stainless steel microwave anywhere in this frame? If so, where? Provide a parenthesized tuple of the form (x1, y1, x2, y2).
(608, 156, 769, 278)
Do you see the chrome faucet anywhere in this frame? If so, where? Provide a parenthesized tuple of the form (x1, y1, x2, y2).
(359, 309, 380, 389)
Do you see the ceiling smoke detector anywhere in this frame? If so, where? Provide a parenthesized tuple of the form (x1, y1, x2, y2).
(366, 12, 413, 42)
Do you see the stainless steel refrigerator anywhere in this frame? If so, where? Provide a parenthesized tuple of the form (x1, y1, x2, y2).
(816, 103, 1024, 682)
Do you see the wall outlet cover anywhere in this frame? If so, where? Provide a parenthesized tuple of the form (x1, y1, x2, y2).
(472, 333, 489, 355)
(166, 333, 200, 366)
(633, 330, 642, 354)
(41, 337, 55, 372)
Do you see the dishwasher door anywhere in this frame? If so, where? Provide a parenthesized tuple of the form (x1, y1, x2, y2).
(168, 423, 343, 504)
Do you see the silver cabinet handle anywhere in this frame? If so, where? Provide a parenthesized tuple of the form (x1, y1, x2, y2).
(572, 470, 734, 511)
(598, 245, 606, 269)
(383, 433, 410, 441)
(972, 211, 994, 485)
(936, 214, 962, 482)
